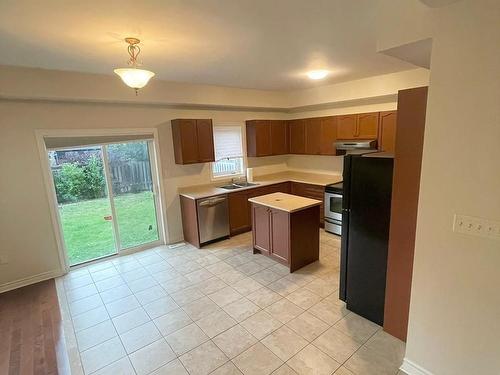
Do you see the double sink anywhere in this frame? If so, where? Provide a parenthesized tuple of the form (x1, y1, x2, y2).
(219, 182, 259, 190)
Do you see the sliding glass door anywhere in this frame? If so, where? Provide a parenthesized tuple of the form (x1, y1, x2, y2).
(48, 140, 161, 266)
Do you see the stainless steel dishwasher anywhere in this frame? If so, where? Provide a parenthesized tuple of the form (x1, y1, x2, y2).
(197, 195, 230, 244)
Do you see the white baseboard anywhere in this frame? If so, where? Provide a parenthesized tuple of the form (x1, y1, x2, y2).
(400, 358, 435, 375)
(0, 269, 64, 293)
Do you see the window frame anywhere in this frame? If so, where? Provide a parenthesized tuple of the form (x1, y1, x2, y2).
(210, 124, 246, 181)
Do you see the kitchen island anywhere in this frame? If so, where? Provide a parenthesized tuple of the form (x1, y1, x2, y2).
(249, 192, 321, 272)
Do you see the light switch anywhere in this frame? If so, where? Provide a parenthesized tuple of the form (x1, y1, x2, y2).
(453, 214, 500, 240)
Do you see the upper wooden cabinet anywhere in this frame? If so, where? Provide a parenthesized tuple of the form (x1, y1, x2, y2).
(337, 112, 380, 140)
(319, 116, 337, 155)
(378, 111, 397, 153)
(172, 119, 215, 164)
(270, 120, 289, 155)
(246, 120, 288, 157)
(305, 118, 322, 155)
(289, 119, 306, 154)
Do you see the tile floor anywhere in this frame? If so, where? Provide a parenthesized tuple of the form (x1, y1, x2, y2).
(60, 230, 406, 375)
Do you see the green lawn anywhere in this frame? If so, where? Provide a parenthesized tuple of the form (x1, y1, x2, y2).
(59, 191, 159, 265)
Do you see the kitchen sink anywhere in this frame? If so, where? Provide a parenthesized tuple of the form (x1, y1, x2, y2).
(219, 182, 259, 190)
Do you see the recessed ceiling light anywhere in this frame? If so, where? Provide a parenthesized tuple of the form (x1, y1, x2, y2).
(307, 70, 329, 80)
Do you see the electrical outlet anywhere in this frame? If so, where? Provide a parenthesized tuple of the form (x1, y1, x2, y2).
(0, 253, 8, 265)
(453, 214, 500, 240)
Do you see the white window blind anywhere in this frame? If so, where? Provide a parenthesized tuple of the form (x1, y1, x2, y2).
(212, 126, 244, 177)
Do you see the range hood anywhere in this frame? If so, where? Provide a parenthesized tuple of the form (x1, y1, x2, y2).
(335, 139, 378, 154)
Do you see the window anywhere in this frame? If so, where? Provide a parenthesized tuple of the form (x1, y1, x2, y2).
(212, 125, 245, 178)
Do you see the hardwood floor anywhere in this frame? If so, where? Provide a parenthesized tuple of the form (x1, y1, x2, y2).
(0, 279, 70, 375)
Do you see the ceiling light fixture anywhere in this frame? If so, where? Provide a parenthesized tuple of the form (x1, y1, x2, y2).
(114, 38, 155, 95)
(307, 70, 329, 80)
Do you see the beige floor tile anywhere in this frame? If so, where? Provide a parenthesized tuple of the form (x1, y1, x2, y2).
(161, 275, 192, 294)
(209, 286, 243, 307)
(171, 286, 204, 306)
(268, 278, 300, 297)
(99, 284, 133, 304)
(233, 342, 283, 375)
(154, 308, 193, 336)
(333, 314, 380, 343)
(92, 357, 135, 375)
(129, 338, 176, 375)
(166, 323, 209, 355)
(265, 299, 304, 324)
(344, 346, 400, 375)
(185, 268, 214, 283)
(143, 296, 179, 319)
(236, 261, 267, 276)
(308, 298, 348, 326)
(150, 358, 188, 374)
(134, 285, 168, 305)
(285, 288, 322, 310)
(312, 327, 362, 363)
(212, 325, 258, 358)
(182, 296, 221, 321)
(80, 337, 126, 374)
(72, 306, 110, 332)
(195, 277, 228, 295)
(252, 269, 282, 285)
(91, 267, 120, 283)
(283, 272, 316, 287)
(287, 344, 341, 375)
(69, 294, 103, 317)
(75, 320, 117, 352)
(261, 326, 308, 361)
(105, 294, 141, 318)
(232, 277, 263, 295)
(240, 310, 282, 340)
(152, 268, 181, 284)
(64, 273, 93, 291)
(95, 275, 125, 292)
(205, 262, 234, 275)
(121, 268, 150, 283)
(223, 298, 261, 322)
(179, 341, 228, 375)
(112, 307, 151, 334)
(218, 269, 247, 284)
(286, 311, 329, 342)
(272, 364, 298, 375)
(333, 367, 355, 375)
(67, 283, 99, 303)
(269, 263, 290, 276)
(211, 361, 243, 374)
(247, 288, 282, 308)
(120, 321, 162, 354)
(364, 330, 406, 366)
(196, 309, 237, 338)
(303, 278, 338, 298)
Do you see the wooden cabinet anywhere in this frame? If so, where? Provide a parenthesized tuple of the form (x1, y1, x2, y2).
(270, 120, 289, 155)
(290, 182, 325, 226)
(357, 112, 379, 139)
(228, 191, 251, 235)
(320, 116, 337, 155)
(305, 118, 322, 155)
(246, 120, 272, 157)
(172, 119, 215, 164)
(251, 201, 320, 272)
(378, 111, 397, 153)
(228, 182, 290, 236)
(289, 119, 306, 154)
(252, 204, 271, 254)
(337, 112, 380, 140)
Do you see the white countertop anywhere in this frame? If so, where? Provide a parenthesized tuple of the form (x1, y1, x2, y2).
(248, 192, 322, 213)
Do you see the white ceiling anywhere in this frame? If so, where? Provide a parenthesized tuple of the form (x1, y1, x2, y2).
(0, 0, 417, 90)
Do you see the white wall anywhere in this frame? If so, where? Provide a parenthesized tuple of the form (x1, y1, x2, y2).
(382, 1, 500, 374)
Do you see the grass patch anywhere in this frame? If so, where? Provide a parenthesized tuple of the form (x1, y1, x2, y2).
(59, 191, 159, 265)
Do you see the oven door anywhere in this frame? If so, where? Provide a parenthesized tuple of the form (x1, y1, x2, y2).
(325, 192, 343, 222)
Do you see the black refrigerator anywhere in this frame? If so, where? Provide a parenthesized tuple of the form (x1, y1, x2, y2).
(339, 153, 394, 325)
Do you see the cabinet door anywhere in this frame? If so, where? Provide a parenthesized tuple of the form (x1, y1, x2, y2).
(172, 119, 199, 164)
(254, 120, 272, 156)
(270, 209, 289, 262)
(229, 192, 251, 235)
(252, 205, 271, 254)
(270, 120, 289, 155)
(320, 116, 337, 155)
(305, 118, 321, 155)
(289, 119, 306, 154)
(378, 111, 397, 153)
(337, 115, 357, 140)
(357, 112, 379, 139)
(196, 119, 215, 162)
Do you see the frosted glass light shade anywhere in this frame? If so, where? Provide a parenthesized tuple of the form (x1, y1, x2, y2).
(114, 68, 155, 89)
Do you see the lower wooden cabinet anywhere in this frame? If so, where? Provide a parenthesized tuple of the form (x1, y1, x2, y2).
(251, 202, 319, 271)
